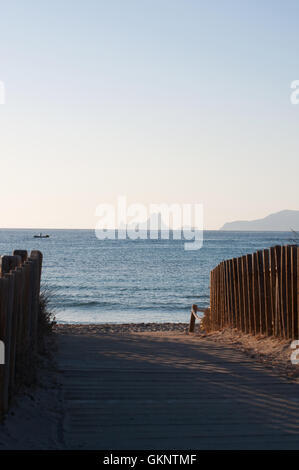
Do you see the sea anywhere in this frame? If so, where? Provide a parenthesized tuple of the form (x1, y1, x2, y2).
(0, 230, 295, 324)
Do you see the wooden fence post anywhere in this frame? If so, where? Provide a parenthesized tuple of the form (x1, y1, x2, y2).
(297, 247, 299, 339)
(25, 260, 34, 341)
(285, 245, 293, 338)
(236, 258, 244, 332)
(229, 259, 235, 329)
(215, 266, 219, 330)
(263, 249, 272, 336)
(0, 277, 9, 417)
(291, 246, 298, 340)
(222, 262, 226, 328)
(217, 265, 223, 328)
(280, 246, 287, 338)
(213, 268, 217, 330)
(232, 258, 239, 330)
(13, 250, 28, 263)
(219, 263, 223, 328)
(28, 257, 39, 351)
(3, 273, 14, 406)
(189, 305, 196, 333)
(225, 261, 232, 326)
(211, 269, 215, 330)
(21, 263, 30, 345)
(257, 251, 266, 334)
(8, 269, 20, 399)
(274, 246, 282, 337)
(223, 261, 228, 327)
(246, 254, 253, 334)
(252, 252, 260, 335)
(30, 250, 43, 286)
(15, 267, 24, 358)
(0, 255, 21, 275)
(241, 256, 249, 333)
(269, 247, 277, 336)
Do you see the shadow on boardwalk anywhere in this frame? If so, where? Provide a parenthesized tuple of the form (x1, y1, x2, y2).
(57, 330, 299, 450)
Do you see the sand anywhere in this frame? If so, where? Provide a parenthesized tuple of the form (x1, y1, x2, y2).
(200, 327, 299, 378)
(55, 323, 299, 377)
(55, 322, 189, 335)
(0, 336, 64, 450)
(0, 322, 298, 449)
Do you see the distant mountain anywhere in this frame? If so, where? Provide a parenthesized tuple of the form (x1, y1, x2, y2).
(120, 213, 169, 231)
(220, 210, 299, 231)
(137, 213, 169, 231)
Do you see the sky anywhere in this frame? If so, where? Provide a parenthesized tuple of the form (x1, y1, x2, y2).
(0, 0, 299, 229)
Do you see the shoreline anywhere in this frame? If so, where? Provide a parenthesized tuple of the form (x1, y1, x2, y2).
(55, 322, 190, 334)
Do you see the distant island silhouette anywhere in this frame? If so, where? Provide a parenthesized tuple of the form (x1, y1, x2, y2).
(220, 210, 299, 231)
(119, 213, 169, 231)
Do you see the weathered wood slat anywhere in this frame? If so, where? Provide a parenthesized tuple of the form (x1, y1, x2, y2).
(246, 254, 253, 334)
(263, 249, 272, 336)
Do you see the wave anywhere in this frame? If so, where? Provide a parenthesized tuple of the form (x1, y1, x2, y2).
(62, 300, 119, 308)
(184, 294, 209, 299)
(58, 300, 209, 312)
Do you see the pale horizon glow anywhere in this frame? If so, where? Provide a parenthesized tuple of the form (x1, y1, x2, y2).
(0, 0, 299, 230)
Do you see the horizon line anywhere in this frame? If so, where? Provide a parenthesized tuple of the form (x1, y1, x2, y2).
(0, 227, 293, 233)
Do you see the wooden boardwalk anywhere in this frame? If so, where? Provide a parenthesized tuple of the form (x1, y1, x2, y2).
(57, 331, 299, 450)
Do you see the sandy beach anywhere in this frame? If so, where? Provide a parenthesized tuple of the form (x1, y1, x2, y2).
(55, 322, 189, 334)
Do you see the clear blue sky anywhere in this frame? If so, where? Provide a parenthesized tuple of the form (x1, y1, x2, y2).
(0, 0, 299, 229)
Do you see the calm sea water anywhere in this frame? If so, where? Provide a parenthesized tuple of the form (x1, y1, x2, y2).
(0, 230, 294, 323)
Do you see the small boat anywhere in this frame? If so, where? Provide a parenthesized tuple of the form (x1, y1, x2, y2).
(33, 233, 50, 239)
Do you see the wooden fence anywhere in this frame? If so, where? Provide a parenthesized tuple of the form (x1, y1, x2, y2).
(201, 245, 299, 338)
(0, 250, 43, 418)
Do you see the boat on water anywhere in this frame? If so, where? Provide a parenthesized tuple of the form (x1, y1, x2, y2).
(33, 233, 50, 239)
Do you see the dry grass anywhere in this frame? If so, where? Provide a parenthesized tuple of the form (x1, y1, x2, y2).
(193, 310, 299, 378)
(14, 286, 56, 392)
(37, 286, 56, 354)
(200, 308, 213, 332)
